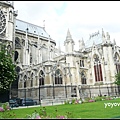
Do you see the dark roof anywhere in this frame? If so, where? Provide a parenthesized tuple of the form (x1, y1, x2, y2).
(15, 19, 50, 39)
(85, 31, 102, 48)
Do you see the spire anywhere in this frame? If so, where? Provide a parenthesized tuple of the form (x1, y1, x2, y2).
(58, 41, 61, 55)
(25, 27, 29, 50)
(48, 35, 50, 61)
(37, 32, 39, 44)
(82, 38, 85, 46)
(113, 39, 116, 45)
(12, 1, 14, 6)
(64, 28, 75, 53)
(102, 28, 105, 38)
(43, 20, 45, 30)
(79, 38, 85, 50)
(93, 40, 95, 46)
(106, 32, 110, 40)
(66, 28, 72, 40)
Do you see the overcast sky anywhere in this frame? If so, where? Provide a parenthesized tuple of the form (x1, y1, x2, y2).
(13, 1, 120, 51)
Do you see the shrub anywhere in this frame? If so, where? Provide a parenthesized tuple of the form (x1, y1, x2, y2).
(0, 45, 17, 93)
(0, 102, 3, 107)
(72, 99, 76, 104)
(88, 100, 95, 102)
(0, 102, 16, 119)
(64, 100, 70, 105)
(25, 107, 73, 119)
(94, 96, 102, 101)
(105, 96, 113, 100)
(0, 107, 4, 112)
(83, 97, 91, 103)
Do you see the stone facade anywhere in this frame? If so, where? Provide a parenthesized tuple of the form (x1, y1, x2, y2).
(0, 1, 120, 102)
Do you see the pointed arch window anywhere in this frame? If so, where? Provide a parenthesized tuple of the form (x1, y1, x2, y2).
(94, 54, 103, 82)
(80, 60, 82, 67)
(7, 45, 12, 54)
(31, 73, 33, 87)
(55, 69, 62, 84)
(15, 37, 21, 48)
(30, 53, 32, 64)
(81, 71, 87, 84)
(24, 75, 27, 88)
(39, 70, 45, 86)
(80, 60, 84, 67)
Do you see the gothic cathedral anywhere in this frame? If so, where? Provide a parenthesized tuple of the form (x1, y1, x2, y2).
(0, 1, 120, 103)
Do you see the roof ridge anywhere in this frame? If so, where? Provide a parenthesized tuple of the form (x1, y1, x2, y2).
(16, 19, 43, 29)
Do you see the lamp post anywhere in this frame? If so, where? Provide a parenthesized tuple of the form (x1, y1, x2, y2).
(69, 73, 72, 97)
(65, 81, 67, 98)
(23, 73, 27, 106)
(88, 85, 91, 98)
(63, 65, 68, 98)
(39, 78, 41, 106)
(53, 75, 55, 99)
(115, 85, 117, 95)
(9, 84, 12, 100)
(98, 84, 102, 97)
(115, 84, 117, 96)
(106, 83, 110, 96)
(24, 78, 26, 106)
(51, 72, 55, 99)
(78, 85, 82, 99)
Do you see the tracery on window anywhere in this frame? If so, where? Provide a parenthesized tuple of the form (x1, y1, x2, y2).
(15, 37, 21, 48)
(55, 69, 62, 84)
(93, 54, 103, 82)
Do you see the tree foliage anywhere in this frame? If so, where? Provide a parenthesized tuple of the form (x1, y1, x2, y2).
(0, 45, 17, 93)
(114, 72, 120, 86)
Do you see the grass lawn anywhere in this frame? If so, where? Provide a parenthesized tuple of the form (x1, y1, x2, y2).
(0, 98, 120, 119)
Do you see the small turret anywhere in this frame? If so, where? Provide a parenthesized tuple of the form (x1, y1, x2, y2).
(102, 28, 105, 38)
(66, 29, 72, 40)
(64, 29, 75, 53)
(113, 39, 116, 45)
(58, 41, 61, 55)
(79, 38, 85, 51)
(106, 32, 110, 40)
(106, 32, 112, 45)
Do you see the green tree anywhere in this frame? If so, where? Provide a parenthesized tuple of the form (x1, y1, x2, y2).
(0, 45, 17, 93)
(114, 72, 120, 85)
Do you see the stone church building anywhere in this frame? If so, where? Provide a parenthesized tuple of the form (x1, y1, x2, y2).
(0, 1, 120, 103)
